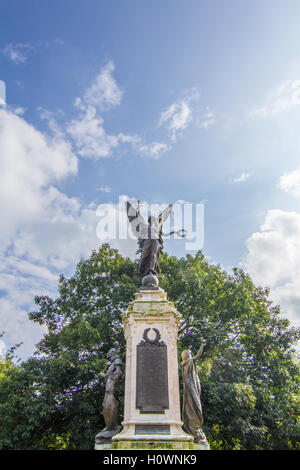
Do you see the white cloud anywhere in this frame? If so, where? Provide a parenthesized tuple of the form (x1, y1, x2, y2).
(249, 80, 300, 117)
(198, 107, 215, 129)
(97, 186, 112, 193)
(159, 100, 191, 140)
(42, 38, 64, 48)
(67, 105, 120, 158)
(66, 65, 205, 161)
(0, 80, 6, 106)
(158, 88, 200, 141)
(67, 105, 140, 159)
(243, 209, 300, 326)
(279, 167, 300, 197)
(67, 62, 171, 160)
(1, 40, 64, 66)
(83, 61, 123, 109)
(138, 141, 170, 159)
(0, 108, 142, 358)
(67, 63, 146, 159)
(0, 109, 77, 245)
(11, 106, 26, 115)
(0, 108, 105, 357)
(1, 42, 35, 64)
(233, 172, 251, 183)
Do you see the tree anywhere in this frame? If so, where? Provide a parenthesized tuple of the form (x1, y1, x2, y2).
(0, 244, 299, 450)
(160, 253, 300, 449)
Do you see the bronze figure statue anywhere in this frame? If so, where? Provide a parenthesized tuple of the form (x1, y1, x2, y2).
(181, 339, 207, 443)
(95, 348, 123, 444)
(126, 200, 185, 287)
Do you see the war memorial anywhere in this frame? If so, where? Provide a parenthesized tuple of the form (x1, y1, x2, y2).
(95, 202, 210, 451)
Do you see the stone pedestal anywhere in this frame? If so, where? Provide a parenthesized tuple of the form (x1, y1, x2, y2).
(111, 287, 195, 450)
(95, 440, 113, 450)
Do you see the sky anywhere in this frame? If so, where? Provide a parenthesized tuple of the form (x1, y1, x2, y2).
(1, 0, 300, 358)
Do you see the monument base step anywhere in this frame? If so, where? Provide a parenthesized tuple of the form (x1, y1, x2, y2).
(95, 439, 209, 450)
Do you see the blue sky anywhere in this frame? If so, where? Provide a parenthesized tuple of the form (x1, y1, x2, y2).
(1, 0, 300, 358)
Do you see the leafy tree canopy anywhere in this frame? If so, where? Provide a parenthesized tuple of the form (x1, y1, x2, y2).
(0, 244, 299, 450)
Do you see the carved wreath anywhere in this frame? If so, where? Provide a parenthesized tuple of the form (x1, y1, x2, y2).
(143, 327, 161, 344)
(138, 328, 166, 348)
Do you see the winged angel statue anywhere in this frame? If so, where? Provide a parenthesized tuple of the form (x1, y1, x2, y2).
(126, 201, 186, 287)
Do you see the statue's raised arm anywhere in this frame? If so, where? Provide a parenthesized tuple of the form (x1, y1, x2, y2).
(193, 339, 206, 361)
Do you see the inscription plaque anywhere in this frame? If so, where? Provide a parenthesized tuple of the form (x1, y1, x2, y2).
(135, 425, 170, 435)
(136, 328, 169, 413)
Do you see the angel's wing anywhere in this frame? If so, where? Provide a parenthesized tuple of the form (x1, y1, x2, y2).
(157, 203, 174, 228)
(126, 201, 139, 223)
(125, 201, 147, 238)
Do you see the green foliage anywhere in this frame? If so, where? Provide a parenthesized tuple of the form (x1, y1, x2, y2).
(0, 244, 299, 450)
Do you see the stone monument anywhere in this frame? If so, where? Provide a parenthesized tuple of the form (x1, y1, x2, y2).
(95, 201, 209, 450)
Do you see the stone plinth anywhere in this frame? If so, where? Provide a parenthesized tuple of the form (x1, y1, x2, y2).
(95, 441, 113, 450)
(111, 287, 195, 450)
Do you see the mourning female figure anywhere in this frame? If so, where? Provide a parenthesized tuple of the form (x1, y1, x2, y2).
(181, 340, 207, 443)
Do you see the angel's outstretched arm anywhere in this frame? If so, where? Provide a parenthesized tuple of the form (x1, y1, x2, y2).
(161, 229, 187, 237)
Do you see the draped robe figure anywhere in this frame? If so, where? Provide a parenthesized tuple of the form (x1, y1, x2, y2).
(137, 215, 162, 277)
(181, 341, 207, 443)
